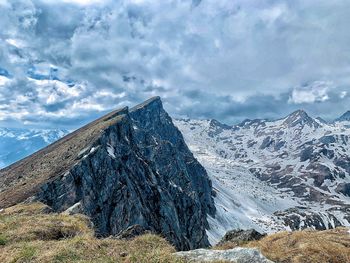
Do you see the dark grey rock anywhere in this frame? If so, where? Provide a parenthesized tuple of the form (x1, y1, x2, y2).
(260, 136, 274, 150)
(218, 229, 266, 246)
(319, 135, 336, 144)
(335, 183, 350, 197)
(36, 97, 215, 251)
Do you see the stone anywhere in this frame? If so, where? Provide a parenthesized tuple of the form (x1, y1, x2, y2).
(175, 248, 274, 263)
(218, 229, 266, 246)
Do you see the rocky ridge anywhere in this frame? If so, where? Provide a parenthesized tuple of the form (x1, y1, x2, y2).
(0, 97, 215, 250)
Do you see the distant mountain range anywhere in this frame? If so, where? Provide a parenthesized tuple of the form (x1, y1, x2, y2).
(175, 109, 350, 242)
(0, 128, 69, 168)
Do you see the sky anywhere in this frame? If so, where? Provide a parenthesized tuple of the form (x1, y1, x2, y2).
(0, 0, 350, 129)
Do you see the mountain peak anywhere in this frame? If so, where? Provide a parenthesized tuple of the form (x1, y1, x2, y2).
(209, 119, 232, 130)
(130, 96, 162, 112)
(283, 109, 319, 128)
(290, 109, 308, 118)
(335, 110, 350, 122)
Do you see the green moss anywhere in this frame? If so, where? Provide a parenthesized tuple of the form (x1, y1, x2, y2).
(52, 250, 80, 263)
(0, 234, 8, 246)
(12, 244, 37, 263)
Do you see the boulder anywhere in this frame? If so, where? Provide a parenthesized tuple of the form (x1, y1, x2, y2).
(218, 229, 266, 246)
(175, 247, 274, 263)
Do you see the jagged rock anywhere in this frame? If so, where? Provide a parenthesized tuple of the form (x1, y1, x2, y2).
(218, 229, 266, 246)
(115, 224, 150, 240)
(0, 97, 215, 251)
(175, 248, 274, 263)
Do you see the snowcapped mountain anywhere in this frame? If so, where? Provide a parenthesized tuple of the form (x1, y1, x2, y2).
(175, 110, 350, 244)
(335, 110, 350, 124)
(0, 128, 68, 168)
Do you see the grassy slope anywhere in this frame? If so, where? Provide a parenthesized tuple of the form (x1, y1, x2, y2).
(0, 203, 185, 263)
(216, 227, 350, 263)
(1, 202, 349, 263)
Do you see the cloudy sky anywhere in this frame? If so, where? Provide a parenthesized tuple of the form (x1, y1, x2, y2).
(0, 0, 350, 128)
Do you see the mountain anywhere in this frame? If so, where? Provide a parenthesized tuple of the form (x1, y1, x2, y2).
(335, 111, 350, 122)
(0, 97, 215, 251)
(0, 128, 69, 168)
(175, 110, 350, 242)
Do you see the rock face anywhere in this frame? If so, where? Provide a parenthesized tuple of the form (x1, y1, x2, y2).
(218, 229, 266, 246)
(0, 97, 215, 251)
(175, 248, 274, 263)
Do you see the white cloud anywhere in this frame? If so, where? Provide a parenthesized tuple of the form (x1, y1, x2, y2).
(288, 81, 332, 104)
(340, 91, 347, 99)
(43, 0, 104, 5)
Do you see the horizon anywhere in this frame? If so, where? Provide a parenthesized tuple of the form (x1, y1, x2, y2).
(1, 96, 349, 130)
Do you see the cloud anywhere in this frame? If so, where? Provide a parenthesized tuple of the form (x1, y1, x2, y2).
(1, 0, 350, 128)
(288, 81, 332, 104)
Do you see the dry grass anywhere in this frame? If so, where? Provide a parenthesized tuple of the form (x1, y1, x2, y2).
(0, 107, 128, 208)
(3, 203, 348, 263)
(0, 202, 186, 263)
(216, 228, 350, 263)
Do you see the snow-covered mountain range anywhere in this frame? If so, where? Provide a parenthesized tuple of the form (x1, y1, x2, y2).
(0, 128, 68, 169)
(175, 110, 350, 244)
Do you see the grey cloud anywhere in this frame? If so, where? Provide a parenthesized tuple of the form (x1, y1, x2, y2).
(0, 0, 350, 128)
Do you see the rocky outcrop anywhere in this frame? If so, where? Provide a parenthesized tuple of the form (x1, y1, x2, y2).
(218, 229, 266, 246)
(175, 248, 274, 263)
(1, 97, 215, 251)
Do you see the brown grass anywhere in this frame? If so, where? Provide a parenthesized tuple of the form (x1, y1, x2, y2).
(216, 228, 350, 263)
(0, 107, 128, 208)
(0, 202, 186, 263)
